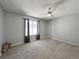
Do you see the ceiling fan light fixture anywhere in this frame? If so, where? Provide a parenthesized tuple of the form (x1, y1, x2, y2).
(47, 14, 51, 16)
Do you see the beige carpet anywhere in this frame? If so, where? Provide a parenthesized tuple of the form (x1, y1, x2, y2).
(0, 39, 79, 59)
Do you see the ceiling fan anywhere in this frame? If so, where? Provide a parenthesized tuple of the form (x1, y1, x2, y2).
(47, 7, 56, 16)
(42, 0, 66, 17)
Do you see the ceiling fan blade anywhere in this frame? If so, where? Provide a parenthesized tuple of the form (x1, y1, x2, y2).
(51, 7, 56, 12)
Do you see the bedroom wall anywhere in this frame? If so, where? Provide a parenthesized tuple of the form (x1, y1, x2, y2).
(4, 12, 47, 45)
(4, 12, 24, 45)
(40, 20, 47, 39)
(0, 6, 4, 55)
(47, 13, 79, 45)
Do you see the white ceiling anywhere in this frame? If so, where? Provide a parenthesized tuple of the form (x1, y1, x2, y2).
(0, 0, 79, 20)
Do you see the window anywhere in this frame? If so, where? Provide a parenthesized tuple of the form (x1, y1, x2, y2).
(32, 21, 37, 35)
(25, 20, 37, 36)
(29, 21, 33, 35)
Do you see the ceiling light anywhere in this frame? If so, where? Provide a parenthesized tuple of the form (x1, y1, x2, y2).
(48, 14, 51, 16)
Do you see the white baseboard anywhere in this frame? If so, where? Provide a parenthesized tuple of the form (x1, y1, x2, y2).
(11, 42, 24, 47)
(49, 38, 79, 46)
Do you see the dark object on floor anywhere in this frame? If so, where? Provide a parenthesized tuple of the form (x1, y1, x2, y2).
(36, 34, 40, 40)
(2, 42, 11, 54)
(24, 36, 30, 43)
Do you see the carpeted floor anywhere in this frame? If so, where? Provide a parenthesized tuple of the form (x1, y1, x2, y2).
(0, 39, 79, 59)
